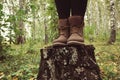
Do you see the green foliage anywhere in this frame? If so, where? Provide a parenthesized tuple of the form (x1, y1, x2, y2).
(94, 43, 120, 80)
(26, 39, 38, 54)
(9, 10, 25, 40)
(84, 24, 110, 42)
(46, 0, 58, 42)
(10, 64, 37, 80)
(4, 7, 27, 44)
(6, 15, 17, 43)
(0, 41, 11, 61)
(84, 25, 96, 40)
(0, 4, 3, 19)
(0, 3, 11, 61)
(0, 42, 40, 80)
(116, 29, 120, 42)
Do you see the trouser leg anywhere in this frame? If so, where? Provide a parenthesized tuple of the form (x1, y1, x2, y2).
(71, 0, 88, 16)
(54, 0, 70, 19)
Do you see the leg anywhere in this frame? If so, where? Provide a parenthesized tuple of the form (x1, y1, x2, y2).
(53, 0, 70, 46)
(71, 0, 88, 16)
(55, 0, 70, 19)
(67, 0, 88, 45)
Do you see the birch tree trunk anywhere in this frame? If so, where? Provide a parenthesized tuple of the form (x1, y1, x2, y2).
(108, 0, 116, 44)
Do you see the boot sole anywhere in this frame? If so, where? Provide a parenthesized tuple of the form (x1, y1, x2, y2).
(53, 42, 67, 47)
(67, 41, 84, 45)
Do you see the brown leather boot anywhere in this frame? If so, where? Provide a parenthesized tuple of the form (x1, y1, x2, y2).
(67, 16, 84, 45)
(53, 19, 70, 46)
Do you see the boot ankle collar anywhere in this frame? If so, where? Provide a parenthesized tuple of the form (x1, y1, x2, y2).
(58, 19, 69, 27)
(69, 16, 84, 27)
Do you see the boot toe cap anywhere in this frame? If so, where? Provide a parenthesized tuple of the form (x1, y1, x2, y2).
(53, 35, 67, 43)
(67, 33, 84, 42)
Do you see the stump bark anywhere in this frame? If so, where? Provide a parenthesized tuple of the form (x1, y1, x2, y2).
(37, 45, 102, 80)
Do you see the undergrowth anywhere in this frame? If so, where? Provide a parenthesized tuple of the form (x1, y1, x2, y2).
(0, 41, 120, 80)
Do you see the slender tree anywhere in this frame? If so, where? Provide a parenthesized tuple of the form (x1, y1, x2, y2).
(43, 3, 48, 44)
(108, 0, 116, 44)
(16, 0, 25, 44)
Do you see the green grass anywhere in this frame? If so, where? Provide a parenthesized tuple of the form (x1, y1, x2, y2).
(0, 42, 43, 80)
(0, 41, 120, 80)
(93, 41, 120, 80)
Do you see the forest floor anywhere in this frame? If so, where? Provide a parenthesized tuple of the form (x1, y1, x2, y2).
(0, 41, 120, 80)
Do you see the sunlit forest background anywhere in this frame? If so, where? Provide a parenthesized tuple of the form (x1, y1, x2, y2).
(0, 0, 120, 80)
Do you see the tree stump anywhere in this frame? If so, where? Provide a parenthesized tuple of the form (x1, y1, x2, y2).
(37, 45, 102, 80)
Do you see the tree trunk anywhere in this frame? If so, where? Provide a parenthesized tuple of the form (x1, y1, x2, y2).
(44, 18, 48, 44)
(16, 21, 25, 44)
(37, 45, 102, 80)
(43, 4, 48, 45)
(108, 0, 116, 44)
(16, 0, 25, 44)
